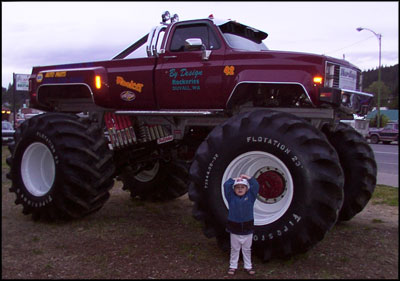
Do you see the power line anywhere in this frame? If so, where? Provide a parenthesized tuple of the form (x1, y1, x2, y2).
(324, 35, 376, 55)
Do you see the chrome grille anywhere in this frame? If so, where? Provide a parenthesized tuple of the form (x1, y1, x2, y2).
(333, 65, 340, 88)
(325, 61, 361, 90)
(325, 62, 340, 88)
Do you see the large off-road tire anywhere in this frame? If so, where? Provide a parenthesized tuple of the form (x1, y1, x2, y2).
(6, 113, 115, 220)
(189, 109, 344, 261)
(119, 158, 189, 201)
(323, 122, 377, 221)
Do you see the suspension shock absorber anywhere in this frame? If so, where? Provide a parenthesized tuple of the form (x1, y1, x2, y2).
(138, 122, 151, 143)
(120, 115, 133, 145)
(116, 114, 128, 147)
(111, 113, 125, 147)
(124, 115, 137, 143)
(105, 112, 119, 149)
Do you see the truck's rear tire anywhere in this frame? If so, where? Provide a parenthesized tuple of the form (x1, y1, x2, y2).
(119, 159, 189, 201)
(6, 113, 115, 220)
(189, 110, 344, 261)
(323, 122, 377, 221)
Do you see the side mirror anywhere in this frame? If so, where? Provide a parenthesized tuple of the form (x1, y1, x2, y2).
(184, 38, 212, 60)
(184, 38, 203, 51)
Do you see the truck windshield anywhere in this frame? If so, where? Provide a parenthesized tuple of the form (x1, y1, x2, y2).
(218, 21, 269, 51)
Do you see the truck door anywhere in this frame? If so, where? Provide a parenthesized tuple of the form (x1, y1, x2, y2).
(155, 21, 226, 109)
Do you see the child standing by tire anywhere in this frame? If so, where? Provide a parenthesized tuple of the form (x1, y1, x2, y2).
(223, 174, 259, 275)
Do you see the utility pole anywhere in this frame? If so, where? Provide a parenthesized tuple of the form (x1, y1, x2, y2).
(356, 27, 382, 128)
(12, 73, 16, 129)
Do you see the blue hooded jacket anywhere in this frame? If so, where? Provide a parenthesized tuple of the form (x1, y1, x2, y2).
(224, 177, 259, 234)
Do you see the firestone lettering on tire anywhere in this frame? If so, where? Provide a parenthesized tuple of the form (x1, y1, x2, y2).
(253, 213, 302, 241)
(204, 153, 219, 189)
(36, 131, 59, 164)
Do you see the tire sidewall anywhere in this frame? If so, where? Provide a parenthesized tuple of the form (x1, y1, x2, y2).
(201, 123, 313, 239)
(12, 127, 62, 209)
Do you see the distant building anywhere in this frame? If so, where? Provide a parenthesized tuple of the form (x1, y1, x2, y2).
(367, 109, 399, 123)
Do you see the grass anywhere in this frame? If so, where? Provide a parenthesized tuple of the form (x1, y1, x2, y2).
(372, 185, 398, 206)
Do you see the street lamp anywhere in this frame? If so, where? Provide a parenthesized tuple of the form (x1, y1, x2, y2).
(356, 27, 382, 128)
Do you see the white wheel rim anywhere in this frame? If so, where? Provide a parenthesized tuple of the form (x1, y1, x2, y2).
(134, 161, 160, 182)
(222, 151, 294, 225)
(21, 142, 55, 197)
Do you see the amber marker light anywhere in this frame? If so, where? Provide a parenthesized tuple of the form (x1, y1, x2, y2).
(95, 75, 102, 89)
(313, 76, 323, 84)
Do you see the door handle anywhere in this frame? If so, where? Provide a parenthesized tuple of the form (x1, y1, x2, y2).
(164, 55, 177, 59)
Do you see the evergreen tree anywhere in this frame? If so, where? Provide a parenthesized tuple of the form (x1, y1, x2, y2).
(365, 81, 391, 108)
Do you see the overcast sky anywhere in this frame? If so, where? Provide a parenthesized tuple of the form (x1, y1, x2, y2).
(2, 1, 399, 88)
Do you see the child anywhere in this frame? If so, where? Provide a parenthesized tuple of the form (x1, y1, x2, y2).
(223, 174, 259, 275)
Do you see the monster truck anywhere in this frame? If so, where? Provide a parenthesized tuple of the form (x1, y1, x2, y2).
(7, 12, 377, 260)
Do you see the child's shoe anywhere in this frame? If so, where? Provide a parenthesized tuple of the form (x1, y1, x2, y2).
(227, 268, 236, 275)
(246, 268, 255, 275)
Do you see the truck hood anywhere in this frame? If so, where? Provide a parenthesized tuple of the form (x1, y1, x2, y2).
(231, 49, 360, 71)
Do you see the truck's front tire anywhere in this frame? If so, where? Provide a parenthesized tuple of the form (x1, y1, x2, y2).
(6, 113, 115, 220)
(323, 122, 377, 221)
(189, 110, 344, 261)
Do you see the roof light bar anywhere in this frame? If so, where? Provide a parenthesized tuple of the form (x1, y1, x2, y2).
(161, 11, 179, 24)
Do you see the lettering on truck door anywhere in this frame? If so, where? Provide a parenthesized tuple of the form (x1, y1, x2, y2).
(155, 21, 226, 109)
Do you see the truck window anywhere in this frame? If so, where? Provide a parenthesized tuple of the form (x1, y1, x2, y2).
(170, 23, 221, 52)
(223, 33, 269, 51)
(124, 44, 147, 59)
(218, 21, 269, 51)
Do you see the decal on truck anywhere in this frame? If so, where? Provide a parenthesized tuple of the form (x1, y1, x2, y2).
(116, 76, 144, 93)
(223, 65, 235, 76)
(45, 71, 67, 78)
(120, 91, 136, 101)
(169, 68, 202, 91)
(36, 73, 43, 83)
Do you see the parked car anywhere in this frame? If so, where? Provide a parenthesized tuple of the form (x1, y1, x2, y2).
(368, 122, 398, 144)
(2, 120, 15, 144)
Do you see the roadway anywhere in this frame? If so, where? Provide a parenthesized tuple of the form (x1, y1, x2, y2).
(369, 142, 398, 187)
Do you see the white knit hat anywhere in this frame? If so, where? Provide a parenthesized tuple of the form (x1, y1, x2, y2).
(233, 178, 250, 189)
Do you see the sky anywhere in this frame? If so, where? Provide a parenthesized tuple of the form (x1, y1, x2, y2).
(2, 1, 399, 88)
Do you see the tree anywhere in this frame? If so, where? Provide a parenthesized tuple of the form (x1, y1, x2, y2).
(369, 114, 389, 128)
(362, 64, 398, 109)
(1, 83, 29, 109)
(365, 81, 391, 108)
